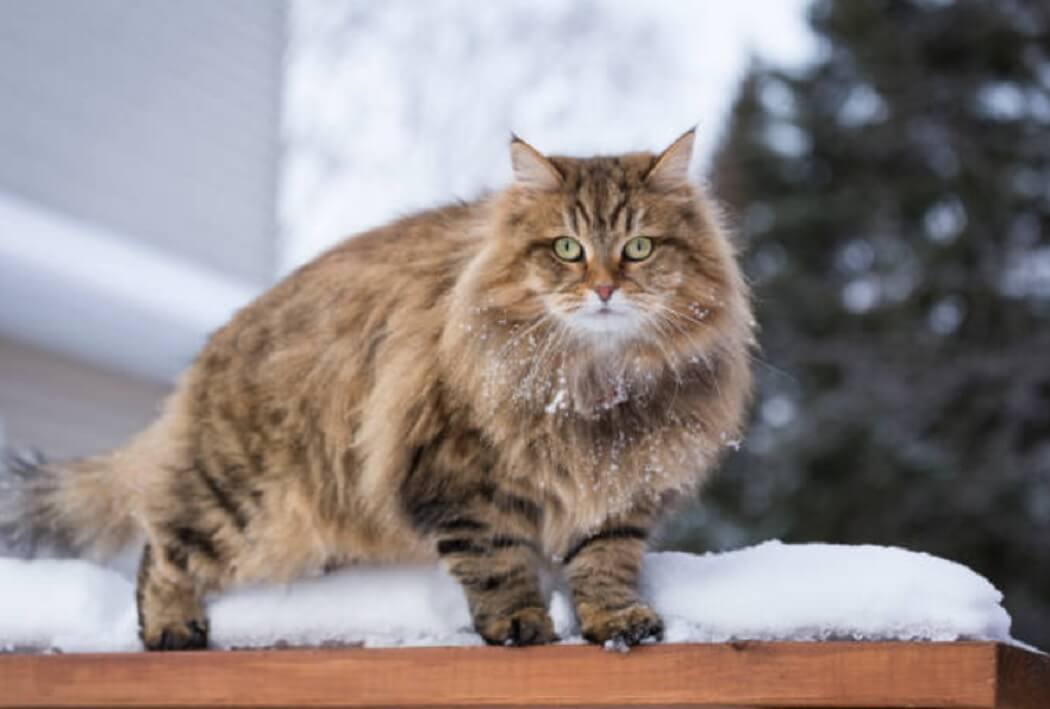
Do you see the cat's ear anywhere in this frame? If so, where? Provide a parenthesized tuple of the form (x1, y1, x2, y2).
(510, 135, 563, 191)
(645, 128, 696, 190)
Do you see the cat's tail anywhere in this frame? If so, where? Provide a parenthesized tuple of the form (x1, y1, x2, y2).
(0, 449, 139, 561)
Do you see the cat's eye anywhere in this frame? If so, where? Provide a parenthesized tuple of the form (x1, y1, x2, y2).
(623, 236, 654, 262)
(553, 237, 584, 262)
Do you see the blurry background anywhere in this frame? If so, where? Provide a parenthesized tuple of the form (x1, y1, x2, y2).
(0, 0, 1046, 648)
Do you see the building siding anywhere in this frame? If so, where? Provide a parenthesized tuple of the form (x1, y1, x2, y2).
(0, 337, 170, 459)
(0, 0, 285, 284)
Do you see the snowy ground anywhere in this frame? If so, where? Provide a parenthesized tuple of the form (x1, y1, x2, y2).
(0, 541, 1020, 653)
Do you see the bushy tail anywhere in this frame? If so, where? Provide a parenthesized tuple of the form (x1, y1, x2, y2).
(0, 449, 139, 561)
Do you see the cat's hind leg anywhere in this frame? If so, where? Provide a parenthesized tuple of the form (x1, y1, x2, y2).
(135, 459, 250, 650)
(135, 541, 210, 650)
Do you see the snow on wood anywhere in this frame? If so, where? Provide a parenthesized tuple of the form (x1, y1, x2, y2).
(0, 541, 1018, 653)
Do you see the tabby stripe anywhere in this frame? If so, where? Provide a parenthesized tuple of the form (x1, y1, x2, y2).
(436, 517, 487, 532)
(173, 525, 220, 560)
(575, 199, 592, 229)
(597, 599, 641, 613)
(478, 485, 542, 526)
(135, 545, 153, 631)
(408, 445, 426, 477)
(502, 597, 545, 617)
(400, 443, 441, 531)
(437, 538, 484, 556)
(404, 495, 452, 532)
(490, 535, 538, 551)
(572, 568, 635, 588)
(562, 526, 648, 565)
(195, 465, 248, 531)
(163, 527, 218, 571)
(460, 567, 527, 592)
(437, 535, 537, 557)
(607, 195, 628, 231)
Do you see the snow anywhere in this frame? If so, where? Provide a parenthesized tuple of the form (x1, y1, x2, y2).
(642, 543, 1011, 644)
(0, 558, 138, 653)
(0, 541, 1021, 653)
(545, 389, 567, 415)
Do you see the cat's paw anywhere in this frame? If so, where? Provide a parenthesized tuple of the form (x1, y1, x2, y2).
(141, 617, 209, 651)
(580, 602, 663, 647)
(477, 606, 557, 647)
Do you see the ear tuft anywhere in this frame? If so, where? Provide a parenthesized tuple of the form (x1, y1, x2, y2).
(646, 128, 696, 190)
(510, 135, 563, 191)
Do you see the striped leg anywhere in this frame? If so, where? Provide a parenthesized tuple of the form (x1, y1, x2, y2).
(136, 542, 210, 650)
(401, 442, 554, 646)
(563, 518, 663, 647)
(438, 521, 553, 646)
(135, 458, 247, 651)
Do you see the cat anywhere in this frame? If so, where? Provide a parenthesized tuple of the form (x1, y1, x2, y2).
(0, 130, 754, 650)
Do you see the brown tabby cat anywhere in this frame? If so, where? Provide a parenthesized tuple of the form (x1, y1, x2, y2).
(0, 130, 753, 650)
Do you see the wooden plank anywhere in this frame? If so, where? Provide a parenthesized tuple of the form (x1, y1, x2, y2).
(998, 644, 1050, 709)
(0, 641, 1045, 708)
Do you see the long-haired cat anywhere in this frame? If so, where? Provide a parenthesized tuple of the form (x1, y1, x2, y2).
(0, 130, 753, 650)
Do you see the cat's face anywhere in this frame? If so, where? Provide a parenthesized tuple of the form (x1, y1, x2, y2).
(484, 131, 741, 354)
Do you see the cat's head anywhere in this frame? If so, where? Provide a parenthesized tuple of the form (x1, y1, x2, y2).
(474, 130, 750, 358)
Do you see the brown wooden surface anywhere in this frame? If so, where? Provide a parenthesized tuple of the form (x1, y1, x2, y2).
(999, 644, 1050, 709)
(0, 641, 1046, 708)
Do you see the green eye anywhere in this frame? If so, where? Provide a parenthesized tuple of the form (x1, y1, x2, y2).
(623, 236, 654, 261)
(553, 236, 584, 262)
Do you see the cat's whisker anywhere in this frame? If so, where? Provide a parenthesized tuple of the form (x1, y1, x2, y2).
(749, 352, 797, 383)
(637, 312, 685, 386)
(638, 299, 713, 331)
(495, 312, 556, 358)
(519, 311, 577, 401)
(641, 307, 691, 340)
(522, 321, 566, 396)
(634, 304, 694, 352)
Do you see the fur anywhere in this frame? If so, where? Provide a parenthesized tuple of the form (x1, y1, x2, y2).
(0, 131, 754, 649)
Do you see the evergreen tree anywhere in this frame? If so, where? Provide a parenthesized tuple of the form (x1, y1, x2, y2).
(669, 0, 1050, 648)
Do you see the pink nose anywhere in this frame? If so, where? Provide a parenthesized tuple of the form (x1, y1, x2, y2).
(595, 284, 616, 303)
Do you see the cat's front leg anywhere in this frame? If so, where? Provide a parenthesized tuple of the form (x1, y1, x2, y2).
(402, 464, 555, 646)
(562, 514, 663, 647)
(439, 524, 554, 646)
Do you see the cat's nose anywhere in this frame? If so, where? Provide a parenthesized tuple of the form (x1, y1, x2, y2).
(594, 284, 616, 303)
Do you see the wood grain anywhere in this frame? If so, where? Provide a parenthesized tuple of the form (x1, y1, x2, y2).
(0, 642, 1046, 708)
(998, 644, 1050, 709)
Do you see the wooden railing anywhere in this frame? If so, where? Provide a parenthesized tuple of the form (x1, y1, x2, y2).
(1, 641, 1047, 707)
